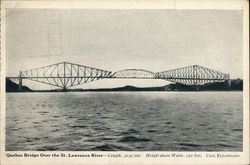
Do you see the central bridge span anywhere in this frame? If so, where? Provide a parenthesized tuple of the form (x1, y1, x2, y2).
(112, 69, 155, 79)
(7, 61, 230, 90)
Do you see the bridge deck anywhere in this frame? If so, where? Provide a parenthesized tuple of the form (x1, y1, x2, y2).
(6, 62, 230, 89)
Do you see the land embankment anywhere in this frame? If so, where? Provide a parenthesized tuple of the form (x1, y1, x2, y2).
(6, 78, 31, 92)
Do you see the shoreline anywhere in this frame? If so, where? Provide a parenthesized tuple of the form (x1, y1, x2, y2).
(6, 90, 243, 93)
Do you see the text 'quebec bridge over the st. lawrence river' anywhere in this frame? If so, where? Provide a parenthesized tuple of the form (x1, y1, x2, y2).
(6, 61, 231, 91)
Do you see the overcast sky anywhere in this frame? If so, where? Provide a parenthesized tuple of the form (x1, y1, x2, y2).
(6, 9, 243, 89)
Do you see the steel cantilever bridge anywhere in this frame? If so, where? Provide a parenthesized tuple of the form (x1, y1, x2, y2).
(7, 61, 230, 91)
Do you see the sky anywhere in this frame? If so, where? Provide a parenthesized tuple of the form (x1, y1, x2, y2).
(6, 9, 243, 90)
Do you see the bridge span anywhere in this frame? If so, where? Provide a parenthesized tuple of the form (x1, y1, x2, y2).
(6, 62, 230, 91)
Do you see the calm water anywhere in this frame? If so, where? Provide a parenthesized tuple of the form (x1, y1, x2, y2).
(6, 92, 242, 151)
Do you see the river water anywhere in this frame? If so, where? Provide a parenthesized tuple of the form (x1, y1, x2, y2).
(6, 92, 242, 151)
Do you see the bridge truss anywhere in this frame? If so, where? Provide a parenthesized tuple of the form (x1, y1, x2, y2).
(8, 62, 112, 90)
(6, 62, 230, 90)
(155, 65, 230, 85)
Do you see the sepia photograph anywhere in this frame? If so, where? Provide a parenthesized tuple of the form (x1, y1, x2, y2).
(1, 1, 249, 165)
(5, 8, 244, 151)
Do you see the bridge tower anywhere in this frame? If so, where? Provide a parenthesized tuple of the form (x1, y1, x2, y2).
(62, 62, 67, 91)
(18, 71, 22, 91)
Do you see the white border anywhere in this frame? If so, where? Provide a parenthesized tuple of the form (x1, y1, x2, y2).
(1, 1, 249, 165)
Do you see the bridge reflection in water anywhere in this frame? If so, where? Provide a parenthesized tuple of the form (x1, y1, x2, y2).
(6, 62, 230, 91)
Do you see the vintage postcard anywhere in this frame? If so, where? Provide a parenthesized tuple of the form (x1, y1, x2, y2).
(0, 0, 249, 165)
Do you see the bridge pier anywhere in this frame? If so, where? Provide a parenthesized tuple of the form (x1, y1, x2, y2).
(18, 71, 22, 91)
(227, 74, 231, 88)
(226, 79, 231, 88)
(62, 86, 67, 92)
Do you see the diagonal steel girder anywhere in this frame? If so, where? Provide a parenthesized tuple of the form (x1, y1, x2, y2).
(155, 65, 230, 85)
(20, 62, 112, 88)
(9, 63, 230, 89)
